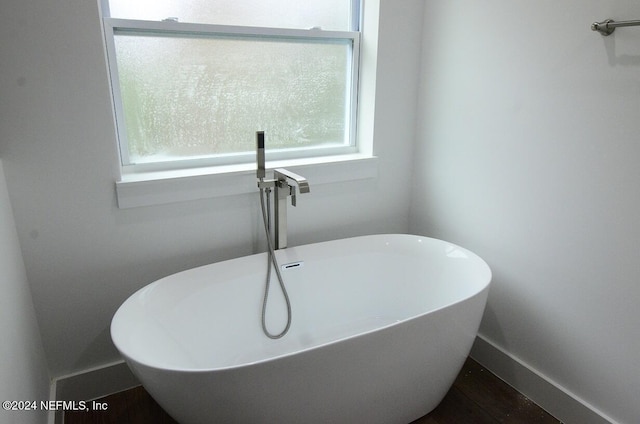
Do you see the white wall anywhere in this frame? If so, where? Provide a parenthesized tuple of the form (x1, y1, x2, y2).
(0, 160, 50, 424)
(0, 0, 423, 379)
(411, 1, 640, 423)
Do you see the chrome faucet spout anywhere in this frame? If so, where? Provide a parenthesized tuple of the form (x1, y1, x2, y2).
(274, 168, 310, 193)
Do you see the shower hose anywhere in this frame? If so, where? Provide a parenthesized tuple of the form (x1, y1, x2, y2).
(259, 186, 292, 339)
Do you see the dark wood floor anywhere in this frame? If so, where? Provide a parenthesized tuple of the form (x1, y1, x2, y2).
(65, 358, 560, 424)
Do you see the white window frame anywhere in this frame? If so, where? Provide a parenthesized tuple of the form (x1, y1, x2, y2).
(99, 0, 380, 208)
(102, 3, 361, 173)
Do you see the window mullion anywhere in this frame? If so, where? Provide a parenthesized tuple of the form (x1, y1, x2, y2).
(105, 18, 358, 42)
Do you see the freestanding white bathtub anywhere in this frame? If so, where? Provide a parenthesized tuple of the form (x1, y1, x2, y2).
(111, 234, 491, 424)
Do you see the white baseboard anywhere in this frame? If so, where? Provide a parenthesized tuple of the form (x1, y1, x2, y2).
(51, 360, 140, 424)
(470, 335, 617, 424)
(48, 379, 57, 424)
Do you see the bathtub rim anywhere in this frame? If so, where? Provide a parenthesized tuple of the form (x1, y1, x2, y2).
(111, 233, 492, 373)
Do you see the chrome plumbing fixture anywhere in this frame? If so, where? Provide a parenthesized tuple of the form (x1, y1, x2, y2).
(255, 131, 310, 339)
(256, 132, 310, 250)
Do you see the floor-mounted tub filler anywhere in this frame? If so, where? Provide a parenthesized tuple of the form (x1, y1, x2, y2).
(111, 234, 492, 424)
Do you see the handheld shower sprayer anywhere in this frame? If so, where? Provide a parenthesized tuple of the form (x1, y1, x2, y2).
(255, 130, 292, 339)
(256, 131, 266, 181)
(254, 130, 310, 338)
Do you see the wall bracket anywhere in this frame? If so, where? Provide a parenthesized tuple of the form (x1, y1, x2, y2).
(591, 18, 640, 36)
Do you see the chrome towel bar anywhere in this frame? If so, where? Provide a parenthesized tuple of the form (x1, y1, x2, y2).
(591, 18, 640, 36)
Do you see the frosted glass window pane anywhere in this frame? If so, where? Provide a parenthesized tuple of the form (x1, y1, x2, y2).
(108, 0, 353, 31)
(114, 34, 350, 164)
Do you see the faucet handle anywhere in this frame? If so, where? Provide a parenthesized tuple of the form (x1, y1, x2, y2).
(275, 179, 296, 206)
(289, 184, 298, 206)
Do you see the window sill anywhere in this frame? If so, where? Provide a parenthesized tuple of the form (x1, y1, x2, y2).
(115, 154, 378, 209)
